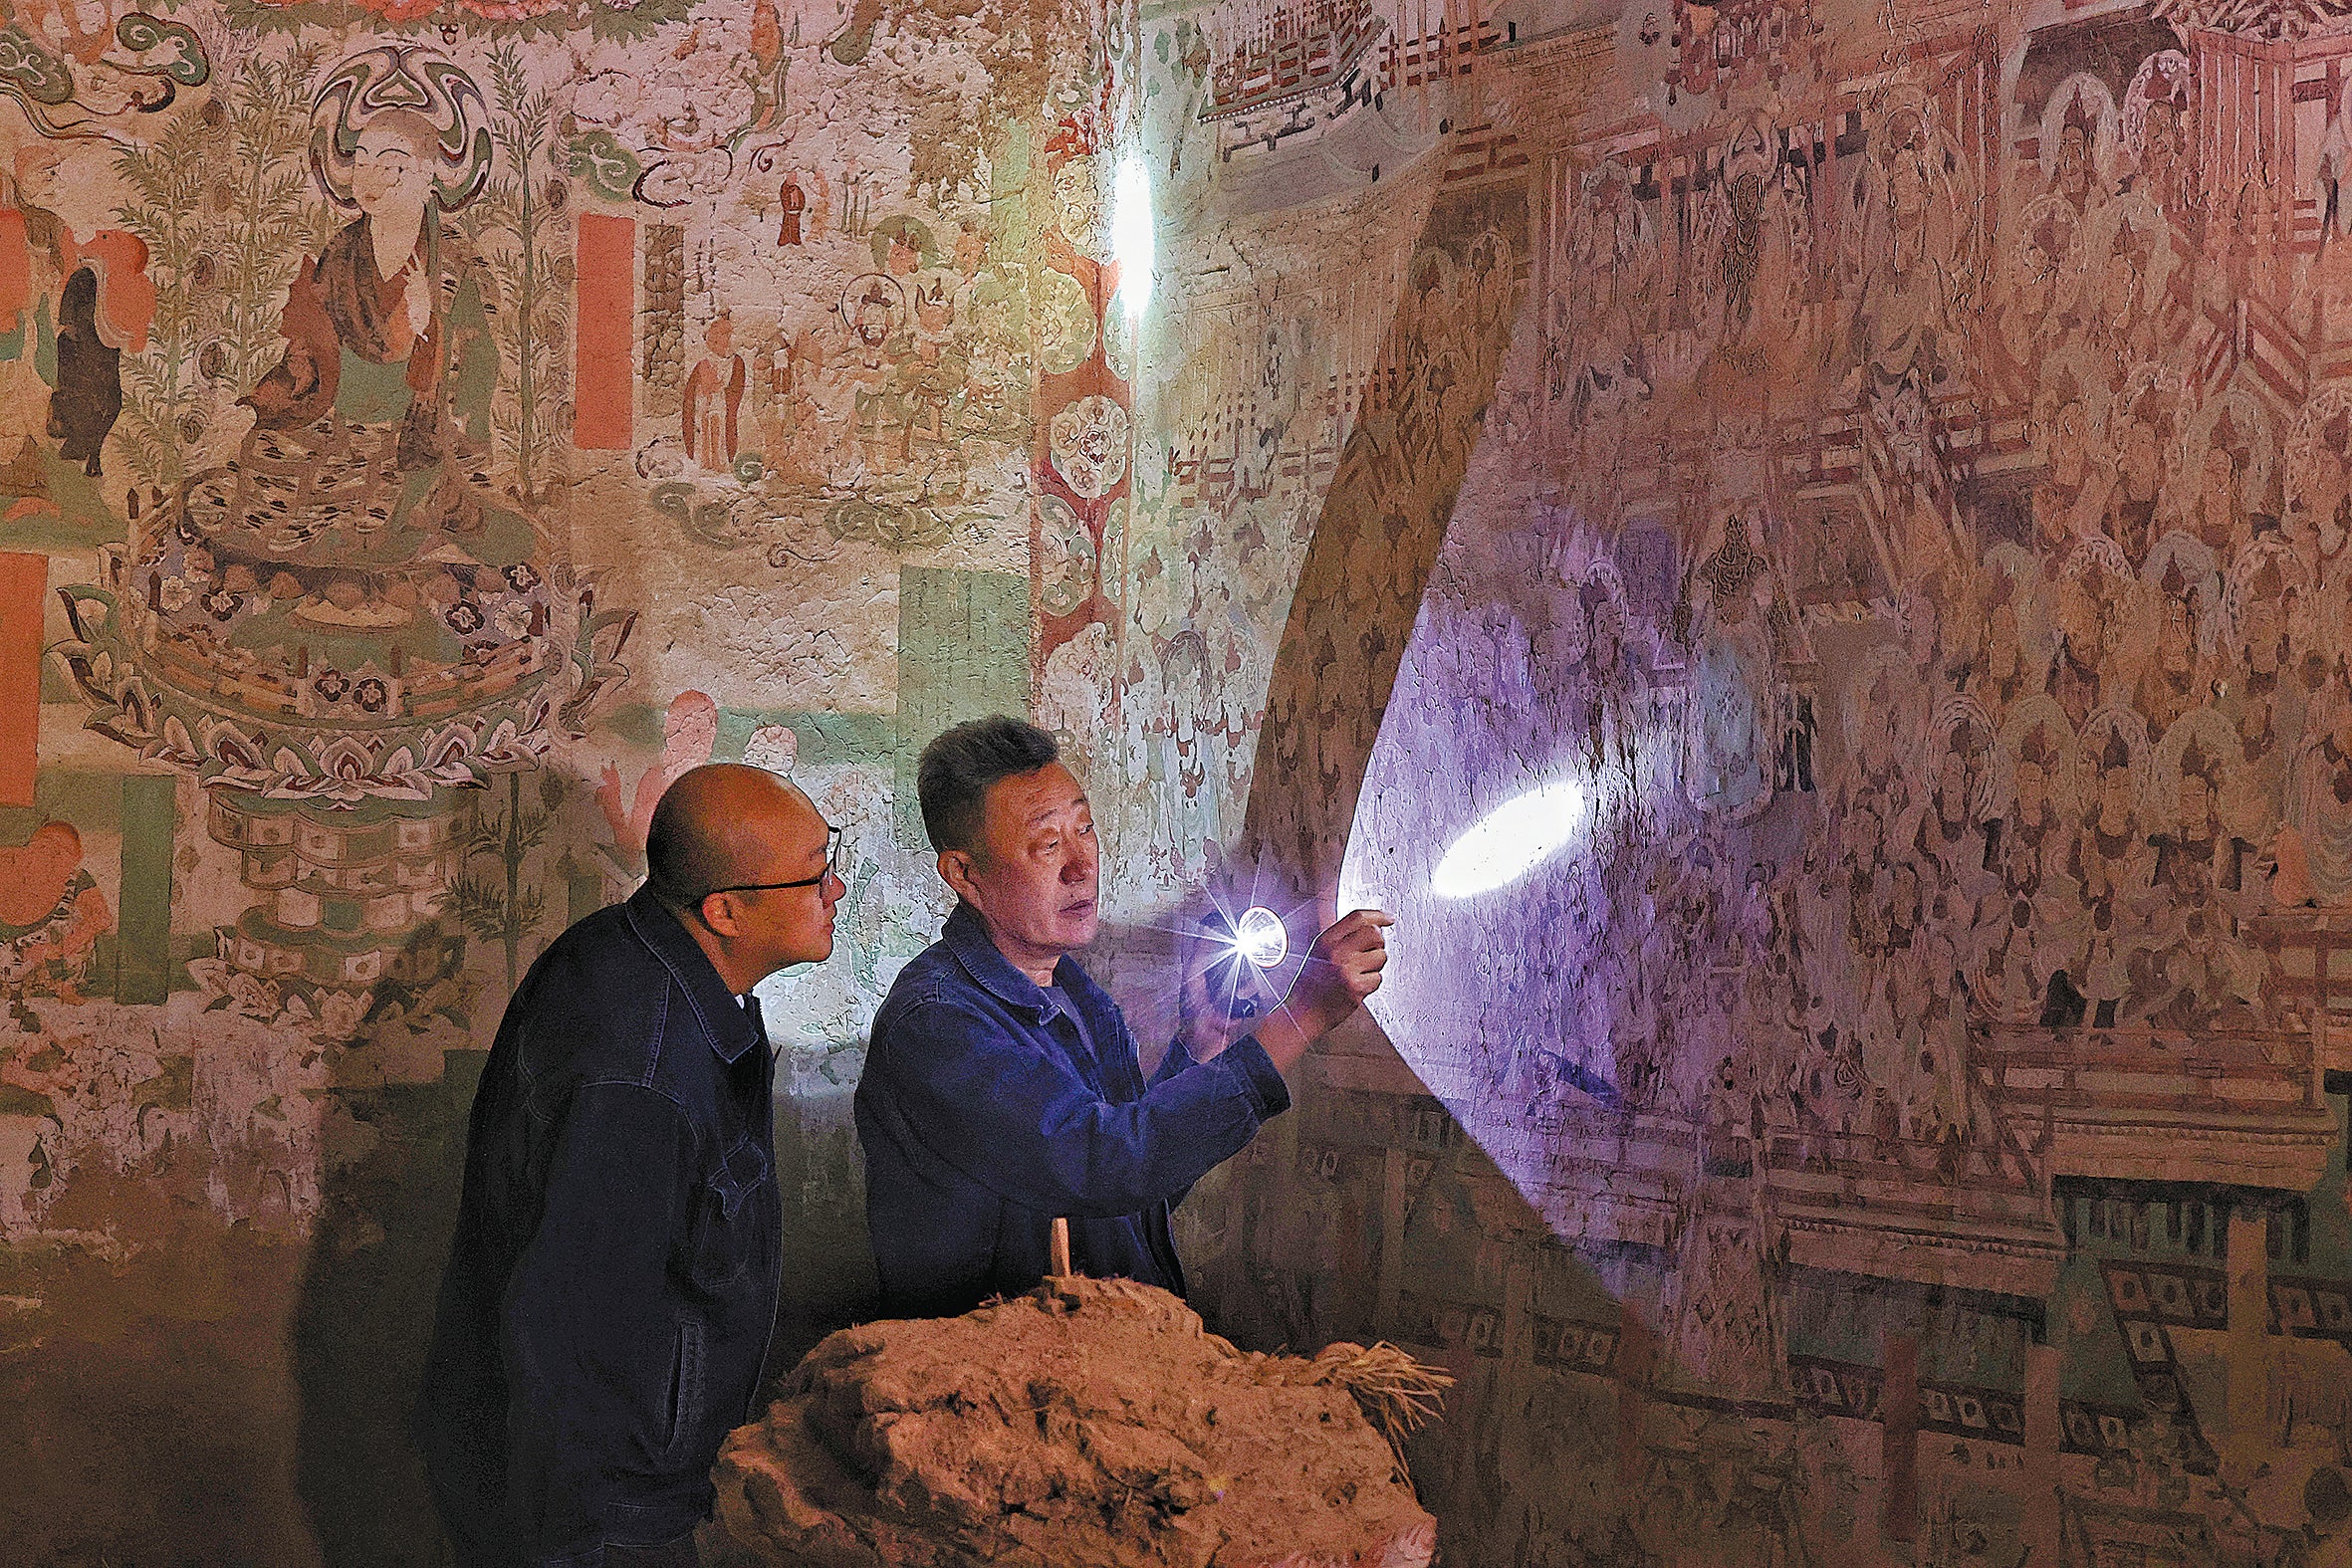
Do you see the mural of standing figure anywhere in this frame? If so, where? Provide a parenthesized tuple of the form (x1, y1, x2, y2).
(683, 312, 745, 469)
(778, 174, 806, 245)
(2283, 659, 2352, 906)
(0, 145, 64, 496)
(595, 689, 721, 866)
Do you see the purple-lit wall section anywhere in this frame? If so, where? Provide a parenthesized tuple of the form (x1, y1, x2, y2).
(1096, 0, 2352, 1563)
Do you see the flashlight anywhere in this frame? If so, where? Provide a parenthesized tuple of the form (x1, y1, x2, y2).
(1192, 904, 1287, 1027)
(1233, 905, 1289, 969)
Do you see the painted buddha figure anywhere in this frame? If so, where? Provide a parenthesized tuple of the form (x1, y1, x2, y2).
(49, 46, 626, 1022)
(124, 83, 551, 747)
(226, 107, 508, 558)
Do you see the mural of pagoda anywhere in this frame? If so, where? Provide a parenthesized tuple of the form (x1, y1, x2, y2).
(48, 43, 633, 1026)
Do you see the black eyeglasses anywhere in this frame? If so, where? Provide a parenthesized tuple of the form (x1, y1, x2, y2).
(696, 824, 845, 900)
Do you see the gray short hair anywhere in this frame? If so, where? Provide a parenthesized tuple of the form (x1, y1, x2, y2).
(916, 716, 1058, 853)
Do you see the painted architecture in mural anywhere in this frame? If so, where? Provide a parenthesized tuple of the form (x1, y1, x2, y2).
(1122, 0, 2352, 1562)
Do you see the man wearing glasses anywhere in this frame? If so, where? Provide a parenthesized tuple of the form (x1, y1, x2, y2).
(416, 763, 846, 1568)
(856, 715, 1391, 1318)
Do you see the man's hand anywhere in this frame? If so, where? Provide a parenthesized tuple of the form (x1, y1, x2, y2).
(1174, 949, 1251, 1063)
(1256, 908, 1392, 1072)
(1174, 922, 1286, 1063)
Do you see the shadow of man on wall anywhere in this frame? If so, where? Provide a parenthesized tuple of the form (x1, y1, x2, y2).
(292, 920, 483, 1568)
(288, 822, 884, 1564)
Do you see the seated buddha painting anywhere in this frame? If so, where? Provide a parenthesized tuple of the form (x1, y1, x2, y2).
(56, 44, 616, 804)
(187, 46, 521, 582)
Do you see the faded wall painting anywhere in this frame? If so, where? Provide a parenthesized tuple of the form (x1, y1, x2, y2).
(1099, 0, 2352, 1564)
(17, 0, 2352, 1560)
(0, 0, 1107, 1558)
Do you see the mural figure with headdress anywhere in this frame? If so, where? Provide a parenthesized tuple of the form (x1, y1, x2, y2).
(2084, 212, 2149, 362)
(1973, 568, 2030, 716)
(2002, 75, 2111, 390)
(2044, 541, 2131, 732)
(2281, 654, 2352, 907)
(1913, 701, 1997, 900)
(1973, 698, 2079, 1024)
(2157, 733, 2227, 897)
(2220, 542, 2306, 838)
(1842, 92, 1974, 396)
(1702, 114, 1777, 351)
(2029, 346, 2113, 553)
(2121, 50, 2195, 225)
(2063, 713, 2157, 1026)
(2139, 709, 2262, 1026)
(2043, 79, 2113, 218)
(1550, 157, 1660, 443)
(239, 46, 497, 520)
(2151, 711, 2245, 904)
(1843, 93, 1976, 601)
(840, 271, 907, 474)
(2285, 391, 2352, 573)
(904, 270, 967, 456)
(1682, 505, 1787, 821)
(1575, 562, 1652, 791)
(2105, 373, 2179, 562)
(2133, 534, 2220, 743)
(2170, 394, 2270, 561)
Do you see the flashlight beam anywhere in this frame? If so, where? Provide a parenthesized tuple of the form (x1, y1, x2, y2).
(1430, 780, 1589, 898)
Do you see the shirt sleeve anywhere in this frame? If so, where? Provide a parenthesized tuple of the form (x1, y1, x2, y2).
(1147, 1034, 1195, 1089)
(498, 1080, 699, 1567)
(1146, 1028, 1289, 1116)
(872, 996, 1291, 1218)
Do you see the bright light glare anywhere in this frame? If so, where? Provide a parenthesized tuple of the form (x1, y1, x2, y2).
(1430, 781, 1589, 898)
(1113, 156, 1153, 320)
(1234, 905, 1289, 969)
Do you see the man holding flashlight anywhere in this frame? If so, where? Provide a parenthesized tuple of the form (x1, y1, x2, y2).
(856, 715, 1390, 1318)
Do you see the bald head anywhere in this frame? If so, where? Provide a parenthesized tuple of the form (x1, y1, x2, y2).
(646, 763, 823, 909)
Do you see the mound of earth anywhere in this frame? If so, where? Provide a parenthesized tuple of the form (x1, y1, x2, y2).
(709, 1275, 1441, 1568)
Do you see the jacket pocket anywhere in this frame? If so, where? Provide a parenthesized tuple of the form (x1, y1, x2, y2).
(689, 1134, 773, 1290)
(661, 1317, 704, 1464)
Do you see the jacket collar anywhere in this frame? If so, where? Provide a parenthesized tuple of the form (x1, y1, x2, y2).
(943, 901, 1080, 1025)
(623, 883, 764, 1064)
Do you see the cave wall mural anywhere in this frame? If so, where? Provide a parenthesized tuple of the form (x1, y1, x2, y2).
(0, 0, 1104, 1558)
(13, 0, 2352, 1561)
(1103, 0, 2352, 1563)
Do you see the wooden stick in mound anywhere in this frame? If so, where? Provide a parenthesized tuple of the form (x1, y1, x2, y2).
(1049, 1215, 1072, 1278)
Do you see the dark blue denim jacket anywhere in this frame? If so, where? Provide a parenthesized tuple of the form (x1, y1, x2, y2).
(416, 886, 780, 1567)
(855, 902, 1291, 1318)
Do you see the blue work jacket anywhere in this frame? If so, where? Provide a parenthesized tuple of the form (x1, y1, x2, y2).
(415, 885, 781, 1567)
(856, 901, 1292, 1318)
